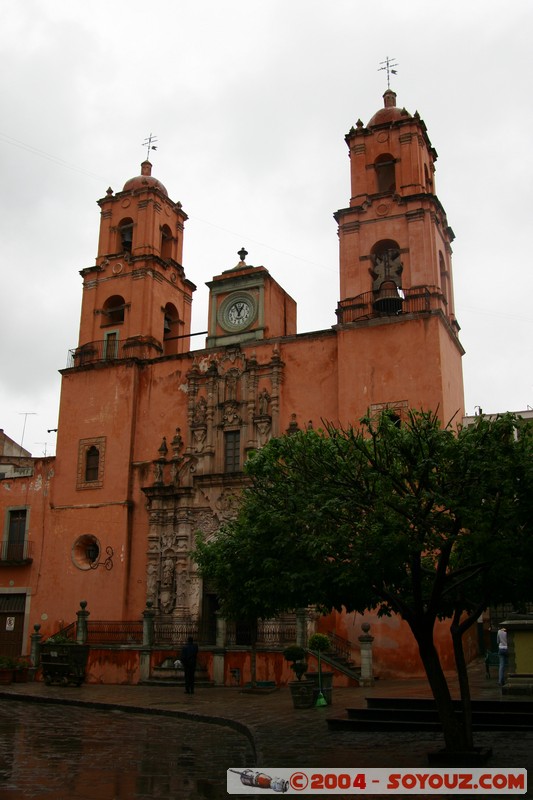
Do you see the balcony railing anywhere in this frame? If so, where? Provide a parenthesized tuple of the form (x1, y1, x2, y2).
(66, 338, 163, 368)
(336, 285, 447, 326)
(0, 539, 33, 565)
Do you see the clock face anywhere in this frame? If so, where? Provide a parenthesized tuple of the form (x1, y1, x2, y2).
(228, 300, 251, 326)
(219, 293, 256, 332)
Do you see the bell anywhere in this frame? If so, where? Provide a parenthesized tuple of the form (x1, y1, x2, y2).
(373, 281, 404, 314)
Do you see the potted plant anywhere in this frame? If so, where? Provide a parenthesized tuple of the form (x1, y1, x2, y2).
(14, 657, 31, 683)
(307, 633, 332, 706)
(283, 645, 307, 681)
(0, 656, 16, 685)
(283, 645, 314, 708)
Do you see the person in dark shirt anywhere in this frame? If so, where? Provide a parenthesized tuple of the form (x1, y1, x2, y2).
(180, 636, 199, 694)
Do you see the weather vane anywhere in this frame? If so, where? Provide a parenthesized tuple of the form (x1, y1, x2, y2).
(142, 133, 158, 160)
(378, 57, 398, 90)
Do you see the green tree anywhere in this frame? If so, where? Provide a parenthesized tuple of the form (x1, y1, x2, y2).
(194, 410, 533, 754)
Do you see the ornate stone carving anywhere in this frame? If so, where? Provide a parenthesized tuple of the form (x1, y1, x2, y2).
(255, 417, 271, 446)
(193, 396, 207, 425)
(223, 401, 241, 427)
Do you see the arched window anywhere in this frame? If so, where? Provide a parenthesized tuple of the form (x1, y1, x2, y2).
(161, 225, 173, 261)
(375, 154, 396, 194)
(370, 240, 403, 314)
(163, 302, 179, 338)
(102, 295, 126, 325)
(85, 446, 100, 482)
(117, 218, 134, 253)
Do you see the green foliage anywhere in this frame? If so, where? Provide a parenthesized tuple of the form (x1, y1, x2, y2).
(45, 634, 72, 644)
(193, 409, 533, 752)
(0, 656, 16, 669)
(194, 411, 533, 628)
(308, 633, 330, 652)
(283, 645, 306, 663)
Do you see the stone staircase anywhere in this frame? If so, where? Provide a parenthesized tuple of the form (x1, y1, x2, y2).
(309, 631, 362, 683)
(327, 697, 533, 732)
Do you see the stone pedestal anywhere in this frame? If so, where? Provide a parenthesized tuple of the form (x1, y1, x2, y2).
(358, 622, 374, 687)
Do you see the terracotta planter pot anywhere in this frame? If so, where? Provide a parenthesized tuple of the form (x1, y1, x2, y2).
(288, 680, 315, 709)
(13, 668, 29, 683)
(0, 669, 13, 685)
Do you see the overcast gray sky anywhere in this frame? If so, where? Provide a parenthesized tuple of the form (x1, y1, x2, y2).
(1, 0, 532, 457)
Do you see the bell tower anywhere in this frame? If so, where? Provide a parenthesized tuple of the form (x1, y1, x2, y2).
(76, 161, 195, 361)
(334, 89, 464, 426)
(335, 89, 459, 334)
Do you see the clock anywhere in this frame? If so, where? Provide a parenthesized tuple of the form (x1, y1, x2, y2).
(219, 292, 257, 332)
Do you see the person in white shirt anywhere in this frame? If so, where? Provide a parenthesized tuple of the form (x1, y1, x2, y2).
(497, 626, 508, 687)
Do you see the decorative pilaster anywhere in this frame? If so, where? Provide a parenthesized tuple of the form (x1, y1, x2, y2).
(358, 622, 374, 686)
(30, 624, 42, 667)
(76, 601, 90, 644)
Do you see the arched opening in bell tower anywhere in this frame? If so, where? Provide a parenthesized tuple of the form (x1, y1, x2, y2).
(160, 225, 173, 261)
(117, 218, 134, 254)
(102, 295, 126, 326)
(374, 154, 396, 194)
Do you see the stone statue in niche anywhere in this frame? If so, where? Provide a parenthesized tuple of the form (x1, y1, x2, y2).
(193, 396, 207, 425)
(162, 556, 175, 587)
(226, 373, 237, 401)
(258, 388, 271, 416)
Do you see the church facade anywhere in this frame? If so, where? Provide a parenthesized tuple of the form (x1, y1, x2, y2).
(0, 90, 466, 681)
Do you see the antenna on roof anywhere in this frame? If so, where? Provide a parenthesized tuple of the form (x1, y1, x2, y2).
(142, 133, 158, 161)
(378, 57, 398, 90)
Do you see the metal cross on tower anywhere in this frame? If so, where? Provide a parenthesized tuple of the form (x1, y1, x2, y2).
(378, 57, 398, 89)
(142, 133, 158, 160)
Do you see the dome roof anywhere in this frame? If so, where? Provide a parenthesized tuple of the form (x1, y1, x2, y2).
(122, 161, 168, 196)
(367, 90, 410, 128)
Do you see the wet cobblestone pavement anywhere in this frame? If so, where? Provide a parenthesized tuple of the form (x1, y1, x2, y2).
(0, 700, 253, 799)
(0, 659, 531, 798)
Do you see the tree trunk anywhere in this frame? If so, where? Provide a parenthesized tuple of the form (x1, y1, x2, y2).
(250, 619, 258, 687)
(451, 622, 474, 750)
(415, 628, 470, 753)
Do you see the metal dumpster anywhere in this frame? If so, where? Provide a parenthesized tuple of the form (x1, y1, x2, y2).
(40, 643, 89, 687)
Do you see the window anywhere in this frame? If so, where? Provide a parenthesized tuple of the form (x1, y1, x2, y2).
(375, 154, 396, 194)
(7, 509, 27, 560)
(85, 446, 100, 482)
(77, 437, 106, 489)
(224, 431, 241, 472)
(72, 535, 100, 570)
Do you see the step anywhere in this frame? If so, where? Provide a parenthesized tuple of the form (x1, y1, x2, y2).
(345, 707, 533, 728)
(327, 695, 533, 733)
(364, 697, 533, 714)
(327, 716, 533, 733)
